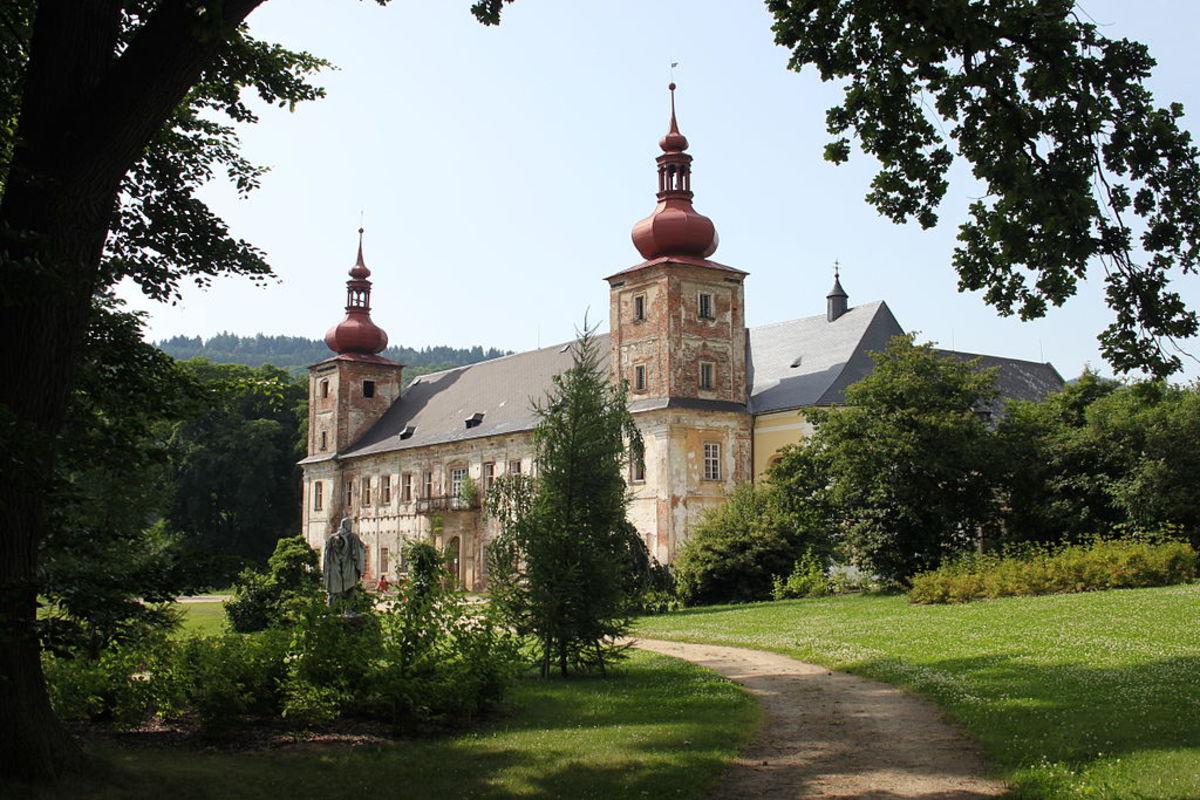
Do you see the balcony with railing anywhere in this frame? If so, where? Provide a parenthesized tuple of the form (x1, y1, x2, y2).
(414, 494, 478, 514)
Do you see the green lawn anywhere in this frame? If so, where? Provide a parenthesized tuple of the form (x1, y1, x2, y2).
(634, 584, 1200, 799)
(176, 601, 228, 637)
(14, 650, 757, 800)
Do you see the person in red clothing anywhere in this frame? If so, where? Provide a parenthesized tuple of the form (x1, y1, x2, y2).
(376, 574, 390, 593)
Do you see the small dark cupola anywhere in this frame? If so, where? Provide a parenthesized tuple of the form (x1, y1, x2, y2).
(630, 83, 719, 260)
(827, 263, 849, 322)
(324, 228, 390, 355)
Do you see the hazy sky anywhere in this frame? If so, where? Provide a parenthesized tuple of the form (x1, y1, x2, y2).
(117, 0, 1200, 382)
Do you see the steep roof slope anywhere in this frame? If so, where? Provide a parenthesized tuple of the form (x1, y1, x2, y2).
(746, 301, 906, 413)
(340, 336, 608, 458)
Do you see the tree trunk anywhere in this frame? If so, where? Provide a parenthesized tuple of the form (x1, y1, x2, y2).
(0, 0, 267, 781)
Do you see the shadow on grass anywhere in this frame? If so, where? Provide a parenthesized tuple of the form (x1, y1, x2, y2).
(4, 653, 755, 800)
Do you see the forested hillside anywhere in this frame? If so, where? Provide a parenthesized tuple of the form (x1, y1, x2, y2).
(157, 333, 509, 380)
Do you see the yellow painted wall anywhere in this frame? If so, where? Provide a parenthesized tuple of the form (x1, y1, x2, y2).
(752, 409, 814, 480)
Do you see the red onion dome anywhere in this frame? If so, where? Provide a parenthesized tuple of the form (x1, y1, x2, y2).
(324, 314, 388, 355)
(631, 201, 719, 260)
(324, 229, 390, 355)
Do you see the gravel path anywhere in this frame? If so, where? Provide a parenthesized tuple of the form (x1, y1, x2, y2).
(633, 639, 1007, 800)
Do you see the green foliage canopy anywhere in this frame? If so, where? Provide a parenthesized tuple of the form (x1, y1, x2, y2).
(768, 0, 1200, 377)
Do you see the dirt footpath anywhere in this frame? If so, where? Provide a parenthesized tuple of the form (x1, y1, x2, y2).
(633, 639, 1006, 800)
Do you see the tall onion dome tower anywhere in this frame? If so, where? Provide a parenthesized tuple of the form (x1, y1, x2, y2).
(606, 83, 748, 406)
(306, 230, 405, 463)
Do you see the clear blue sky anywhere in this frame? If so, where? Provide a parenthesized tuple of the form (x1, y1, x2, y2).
(117, 0, 1200, 382)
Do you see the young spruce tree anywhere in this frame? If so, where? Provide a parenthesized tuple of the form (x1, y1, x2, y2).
(486, 326, 646, 677)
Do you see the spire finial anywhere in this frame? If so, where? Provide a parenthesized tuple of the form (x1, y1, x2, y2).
(356, 227, 365, 267)
(659, 81, 689, 153)
(834, 259, 840, 279)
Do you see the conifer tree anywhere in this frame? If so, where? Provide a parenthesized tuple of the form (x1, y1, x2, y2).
(486, 326, 646, 677)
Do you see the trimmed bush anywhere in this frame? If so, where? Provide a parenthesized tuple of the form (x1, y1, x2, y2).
(772, 552, 832, 600)
(908, 536, 1197, 604)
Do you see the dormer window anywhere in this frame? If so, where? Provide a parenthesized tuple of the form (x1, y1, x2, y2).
(465, 412, 485, 429)
(399, 425, 415, 440)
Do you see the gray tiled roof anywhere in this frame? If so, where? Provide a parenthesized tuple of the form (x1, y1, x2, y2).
(932, 349, 1064, 413)
(747, 301, 906, 413)
(326, 301, 1062, 461)
(340, 336, 609, 458)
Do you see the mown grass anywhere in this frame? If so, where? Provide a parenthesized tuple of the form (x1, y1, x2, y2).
(175, 602, 228, 637)
(634, 584, 1200, 799)
(13, 642, 756, 799)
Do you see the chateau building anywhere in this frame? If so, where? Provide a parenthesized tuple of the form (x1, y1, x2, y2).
(298, 86, 1062, 589)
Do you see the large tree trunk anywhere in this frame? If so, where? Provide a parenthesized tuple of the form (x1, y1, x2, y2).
(0, 0, 267, 781)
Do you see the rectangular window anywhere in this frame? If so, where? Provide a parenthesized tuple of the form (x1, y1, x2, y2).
(698, 292, 714, 319)
(631, 455, 646, 483)
(633, 363, 647, 392)
(703, 442, 721, 481)
(363, 380, 376, 398)
(313, 481, 324, 511)
(483, 462, 495, 491)
(633, 294, 646, 322)
(423, 471, 434, 498)
(319, 430, 327, 451)
(699, 361, 715, 391)
(508, 459, 522, 475)
(345, 480, 353, 506)
(380, 547, 390, 576)
(320, 378, 330, 398)
(382, 474, 392, 504)
(362, 476, 372, 505)
(402, 473, 413, 502)
(450, 467, 468, 496)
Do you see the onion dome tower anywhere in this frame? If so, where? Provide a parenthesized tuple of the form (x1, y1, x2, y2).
(325, 229, 389, 355)
(630, 83, 720, 260)
(606, 83, 748, 404)
(305, 230, 405, 469)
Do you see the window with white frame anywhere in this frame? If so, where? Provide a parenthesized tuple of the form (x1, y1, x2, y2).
(699, 361, 715, 391)
(483, 462, 495, 491)
(698, 291, 714, 319)
(508, 459, 522, 475)
(703, 442, 721, 481)
(450, 467, 468, 496)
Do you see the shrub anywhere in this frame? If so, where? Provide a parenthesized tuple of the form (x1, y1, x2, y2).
(225, 534, 323, 632)
(675, 483, 820, 605)
(772, 552, 832, 600)
(45, 545, 521, 734)
(908, 535, 1197, 604)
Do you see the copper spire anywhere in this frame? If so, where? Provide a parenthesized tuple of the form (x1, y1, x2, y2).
(324, 228, 389, 355)
(631, 83, 719, 260)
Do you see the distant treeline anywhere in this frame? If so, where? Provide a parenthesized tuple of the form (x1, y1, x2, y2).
(157, 333, 510, 379)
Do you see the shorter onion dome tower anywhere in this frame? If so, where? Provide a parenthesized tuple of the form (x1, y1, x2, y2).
(606, 83, 748, 406)
(306, 229, 405, 462)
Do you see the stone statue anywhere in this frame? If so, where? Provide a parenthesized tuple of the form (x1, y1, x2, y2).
(323, 517, 365, 602)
